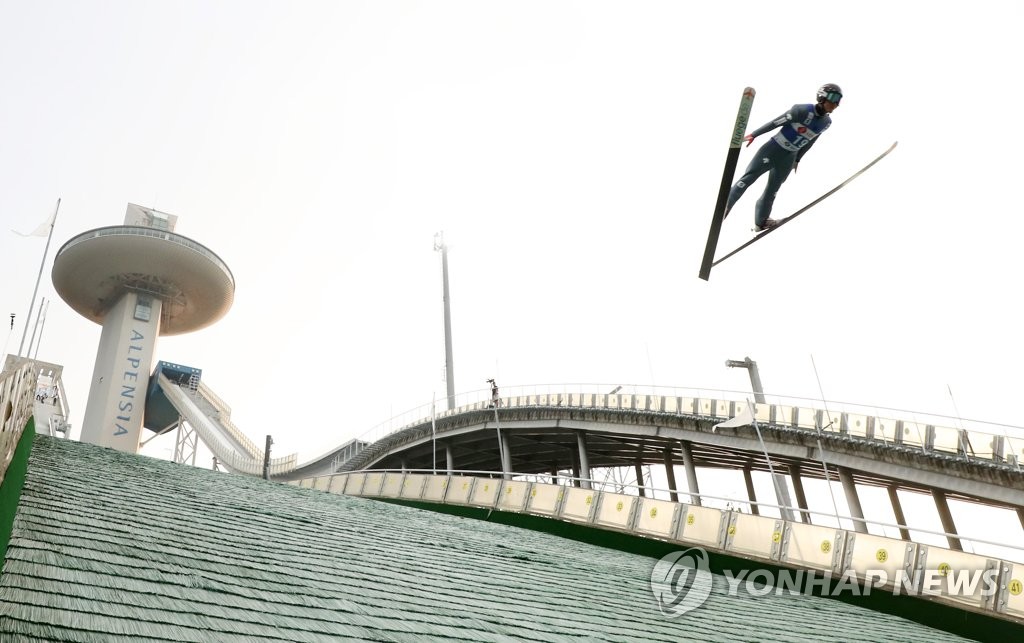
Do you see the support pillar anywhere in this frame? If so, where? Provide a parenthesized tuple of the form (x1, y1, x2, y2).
(445, 445, 454, 474)
(932, 489, 963, 551)
(887, 485, 911, 541)
(838, 467, 868, 534)
(575, 432, 591, 490)
(571, 449, 581, 487)
(790, 469, 811, 524)
(550, 465, 559, 485)
(743, 467, 759, 515)
(634, 461, 646, 498)
(500, 432, 512, 480)
(663, 447, 679, 503)
(1017, 507, 1024, 534)
(679, 440, 701, 506)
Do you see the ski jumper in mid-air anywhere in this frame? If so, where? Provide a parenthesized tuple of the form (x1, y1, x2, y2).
(725, 83, 842, 231)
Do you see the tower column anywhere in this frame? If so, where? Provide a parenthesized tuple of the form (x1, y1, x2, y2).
(80, 292, 162, 452)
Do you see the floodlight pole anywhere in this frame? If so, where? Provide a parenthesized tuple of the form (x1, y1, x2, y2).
(726, 356, 765, 404)
(434, 232, 456, 411)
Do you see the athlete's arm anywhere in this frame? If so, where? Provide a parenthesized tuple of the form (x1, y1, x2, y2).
(744, 108, 796, 146)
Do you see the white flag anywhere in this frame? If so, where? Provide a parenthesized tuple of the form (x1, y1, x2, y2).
(13, 201, 58, 237)
(712, 404, 755, 431)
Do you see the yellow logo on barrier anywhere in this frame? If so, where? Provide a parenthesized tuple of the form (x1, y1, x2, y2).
(728, 525, 736, 536)
(651, 507, 658, 519)
(1009, 579, 1023, 596)
(772, 531, 782, 543)
(616, 501, 624, 512)
(530, 488, 536, 497)
(820, 541, 831, 554)
(506, 487, 513, 494)
(462, 482, 469, 490)
(876, 549, 889, 563)
(686, 513, 695, 525)
(483, 484, 490, 492)
(937, 562, 951, 577)
(584, 495, 593, 505)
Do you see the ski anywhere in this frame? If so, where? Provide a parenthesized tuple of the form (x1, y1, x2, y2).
(698, 87, 756, 281)
(711, 141, 898, 268)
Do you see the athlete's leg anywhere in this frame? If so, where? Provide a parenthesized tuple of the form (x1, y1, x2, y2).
(725, 145, 774, 217)
(753, 154, 796, 227)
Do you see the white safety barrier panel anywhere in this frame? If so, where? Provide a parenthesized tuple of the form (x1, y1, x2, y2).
(344, 473, 366, 496)
(998, 562, 1024, 620)
(844, 533, 917, 590)
(900, 420, 927, 448)
(846, 413, 869, 438)
(422, 475, 449, 502)
(498, 480, 531, 511)
(633, 498, 676, 538)
(327, 474, 348, 494)
(697, 398, 713, 416)
(380, 472, 404, 498)
(933, 425, 961, 454)
(560, 487, 596, 523)
(915, 546, 1000, 610)
(400, 474, 428, 500)
(782, 522, 844, 573)
(874, 417, 898, 445)
(970, 431, 997, 459)
(713, 399, 730, 418)
(821, 411, 842, 432)
(795, 407, 818, 430)
(774, 405, 795, 427)
(680, 397, 696, 414)
(469, 478, 500, 507)
(725, 512, 783, 562)
(678, 505, 725, 548)
(362, 472, 385, 496)
(525, 483, 564, 516)
(445, 476, 476, 505)
(594, 492, 635, 530)
(753, 402, 771, 423)
(313, 476, 331, 492)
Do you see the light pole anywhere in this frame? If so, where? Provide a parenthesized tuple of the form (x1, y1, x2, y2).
(434, 232, 455, 411)
(723, 357, 794, 521)
(725, 356, 765, 404)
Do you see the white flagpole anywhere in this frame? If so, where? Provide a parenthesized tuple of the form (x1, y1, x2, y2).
(18, 198, 60, 357)
(31, 299, 50, 360)
(26, 297, 46, 360)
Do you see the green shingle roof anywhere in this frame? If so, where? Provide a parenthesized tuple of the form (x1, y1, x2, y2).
(1, 435, 969, 642)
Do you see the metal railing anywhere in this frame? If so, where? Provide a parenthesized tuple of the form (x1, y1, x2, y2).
(334, 383, 1024, 470)
(56, 226, 235, 284)
(0, 363, 40, 487)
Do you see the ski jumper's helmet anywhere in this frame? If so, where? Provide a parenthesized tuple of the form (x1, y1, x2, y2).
(817, 83, 843, 104)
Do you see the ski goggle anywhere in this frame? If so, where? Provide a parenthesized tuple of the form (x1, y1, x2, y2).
(822, 91, 842, 104)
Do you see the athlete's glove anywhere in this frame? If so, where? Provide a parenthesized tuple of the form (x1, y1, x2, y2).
(744, 134, 755, 147)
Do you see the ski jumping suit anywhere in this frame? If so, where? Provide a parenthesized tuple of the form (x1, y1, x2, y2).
(726, 104, 832, 227)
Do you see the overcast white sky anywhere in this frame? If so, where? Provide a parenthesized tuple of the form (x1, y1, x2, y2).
(3, 2, 1024, 545)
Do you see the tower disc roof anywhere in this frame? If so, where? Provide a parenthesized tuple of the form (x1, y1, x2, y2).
(51, 226, 235, 335)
